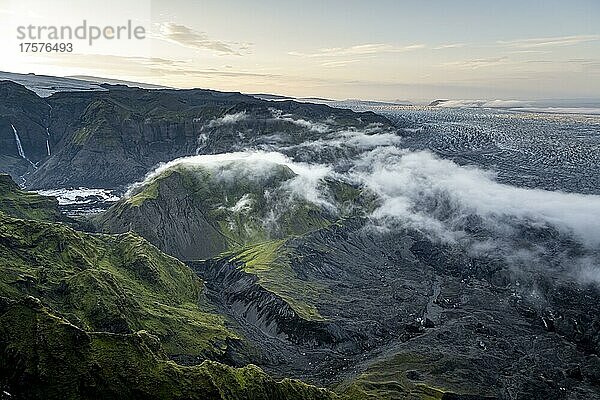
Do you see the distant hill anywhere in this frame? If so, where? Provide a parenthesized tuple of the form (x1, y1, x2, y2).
(427, 99, 449, 106)
(69, 75, 170, 89)
(0, 71, 107, 97)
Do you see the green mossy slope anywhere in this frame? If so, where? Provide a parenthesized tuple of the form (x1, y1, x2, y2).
(0, 174, 62, 222)
(96, 163, 378, 323)
(95, 162, 336, 261)
(339, 352, 496, 400)
(0, 175, 342, 399)
(0, 297, 340, 400)
(225, 239, 327, 321)
(0, 211, 235, 358)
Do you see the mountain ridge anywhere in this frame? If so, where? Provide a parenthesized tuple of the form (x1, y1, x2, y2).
(0, 80, 393, 189)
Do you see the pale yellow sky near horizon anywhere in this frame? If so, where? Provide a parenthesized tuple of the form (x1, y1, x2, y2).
(0, 0, 599, 101)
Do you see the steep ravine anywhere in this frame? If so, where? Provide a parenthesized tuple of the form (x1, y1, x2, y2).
(190, 258, 352, 347)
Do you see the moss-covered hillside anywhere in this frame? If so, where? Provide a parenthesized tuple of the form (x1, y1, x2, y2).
(0, 174, 62, 222)
(0, 175, 341, 399)
(0, 297, 339, 400)
(0, 212, 236, 359)
(94, 161, 343, 260)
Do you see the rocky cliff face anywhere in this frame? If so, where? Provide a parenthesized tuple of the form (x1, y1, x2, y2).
(0, 81, 391, 189)
(190, 258, 349, 348)
(94, 169, 230, 260)
(0, 82, 52, 178)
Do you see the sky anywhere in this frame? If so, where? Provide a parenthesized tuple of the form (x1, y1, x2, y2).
(0, 0, 599, 101)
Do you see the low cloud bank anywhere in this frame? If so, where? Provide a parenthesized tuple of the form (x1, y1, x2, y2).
(127, 150, 334, 209)
(353, 147, 600, 247)
(207, 111, 248, 127)
(270, 108, 330, 133)
(129, 110, 600, 285)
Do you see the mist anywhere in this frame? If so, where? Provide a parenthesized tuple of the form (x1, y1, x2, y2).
(126, 109, 600, 284)
(353, 148, 600, 247)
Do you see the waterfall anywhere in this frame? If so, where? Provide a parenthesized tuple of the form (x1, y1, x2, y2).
(46, 104, 52, 156)
(11, 124, 37, 169)
(11, 124, 26, 158)
(46, 127, 51, 156)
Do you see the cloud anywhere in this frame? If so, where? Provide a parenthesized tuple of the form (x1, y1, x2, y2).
(207, 111, 248, 127)
(280, 125, 402, 155)
(577, 257, 600, 286)
(498, 34, 600, 48)
(128, 152, 291, 191)
(127, 150, 334, 209)
(567, 58, 600, 69)
(156, 22, 251, 55)
(36, 53, 280, 81)
(42, 54, 184, 68)
(508, 50, 552, 55)
(229, 193, 253, 214)
(180, 69, 281, 78)
(288, 43, 425, 58)
(335, 128, 402, 149)
(270, 109, 330, 133)
(122, 117, 600, 284)
(320, 59, 362, 68)
(33, 54, 192, 79)
(352, 148, 600, 247)
(442, 56, 509, 69)
(433, 43, 466, 50)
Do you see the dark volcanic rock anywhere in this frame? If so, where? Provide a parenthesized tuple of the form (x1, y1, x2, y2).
(94, 170, 230, 260)
(190, 258, 353, 348)
(0, 82, 393, 189)
(188, 218, 600, 399)
(0, 81, 52, 178)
